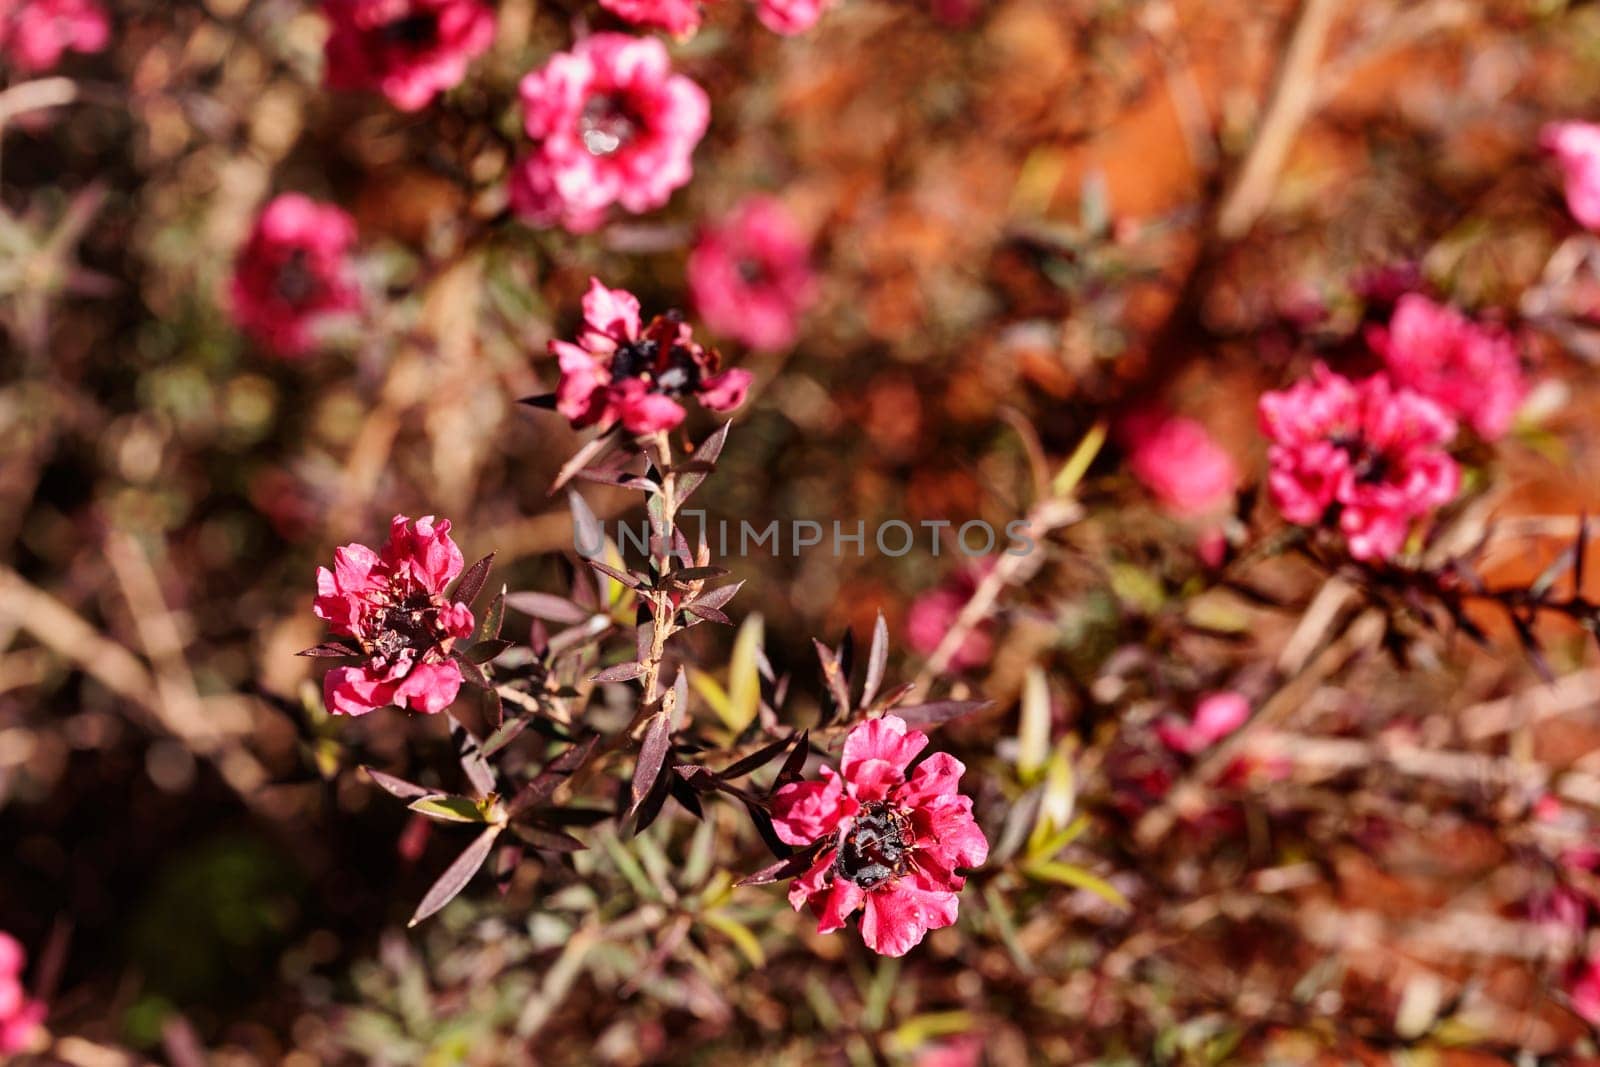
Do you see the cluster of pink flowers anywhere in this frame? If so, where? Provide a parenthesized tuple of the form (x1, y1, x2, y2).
(770, 716, 989, 956)
(511, 34, 709, 233)
(0, 0, 107, 72)
(1259, 364, 1460, 562)
(1118, 409, 1239, 519)
(0, 933, 43, 1056)
(322, 0, 495, 111)
(598, 0, 827, 38)
(549, 278, 752, 434)
(1368, 294, 1525, 441)
(312, 515, 475, 716)
(1154, 691, 1249, 756)
(688, 196, 816, 351)
(1543, 120, 1600, 232)
(229, 194, 361, 358)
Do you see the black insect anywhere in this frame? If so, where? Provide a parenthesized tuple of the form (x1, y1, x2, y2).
(833, 801, 912, 890)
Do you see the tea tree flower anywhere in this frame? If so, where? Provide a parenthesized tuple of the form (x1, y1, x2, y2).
(753, 0, 827, 35)
(689, 196, 817, 352)
(547, 278, 752, 435)
(1542, 121, 1600, 232)
(511, 34, 709, 233)
(1258, 365, 1460, 562)
(229, 194, 361, 358)
(1369, 294, 1525, 440)
(0, 0, 107, 72)
(312, 515, 475, 716)
(1118, 409, 1238, 518)
(769, 716, 988, 957)
(598, 0, 703, 38)
(0, 933, 44, 1056)
(1155, 691, 1249, 755)
(906, 565, 992, 672)
(322, 0, 495, 111)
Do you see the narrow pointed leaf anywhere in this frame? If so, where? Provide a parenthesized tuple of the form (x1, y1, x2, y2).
(454, 553, 496, 606)
(629, 712, 674, 816)
(364, 767, 431, 800)
(894, 699, 990, 726)
(408, 825, 502, 926)
(862, 612, 889, 709)
(408, 794, 490, 823)
(592, 661, 648, 684)
(504, 592, 592, 625)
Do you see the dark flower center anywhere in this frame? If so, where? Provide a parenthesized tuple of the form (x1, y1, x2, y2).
(368, 589, 450, 663)
(609, 330, 704, 397)
(834, 801, 911, 890)
(610, 338, 659, 381)
(736, 258, 767, 286)
(580, 94, 639, 157)
(380, 13, 439, 47)
(1331, 433, 1392, 486)
(275, 249, 321, 308)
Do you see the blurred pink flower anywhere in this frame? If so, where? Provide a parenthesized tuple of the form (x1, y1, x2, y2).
(906, 565, 993, 672)
(928, 0, 982, 27)
(1119, 409, 1238, 518)
(1258, 365, 1460, 561)
(770, 715, 988, 956)
(322, 0, 494, 111)
(914, 1033, 985, 1067)
(0, 932, 44, 1056)
(312, 515, 475, 716)
(1543, 120, 1600, 232)
(1155, 691, 1249, 755)
(755, 0, 826, 34)
(598, 0, 702, 37)
(511, 34, 709, 233)
(1368, 294, 1525, 440)
(0, 0, 107, 73)
(547, 278, 752, 435)
(689, 196, 816, 351)
(229, 194, 361, 358)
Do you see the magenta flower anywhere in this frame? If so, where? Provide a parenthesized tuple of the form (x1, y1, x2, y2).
(0, 0, 108, 73)
(1543, 121, 1600, 232)
(1118, 409, 1239, 518)
(906, 565, 992, 672)
(1258, 365, 1460, 562)
(1367, 294, 1525, 440)
(1155, 691, 1249, 756)
(769, 716, 989, 957)
(754, 0, 827, 34)
(322, 0, 495, 111)
(229, 194, 361, 358)
(547, 278, 752, 435)
(511, 33, 709, 233)
(689, 196, 817, 352)
(598, 0, 702, 37)
(0, 933, 44, 1056)
(312, 515, 475, 716)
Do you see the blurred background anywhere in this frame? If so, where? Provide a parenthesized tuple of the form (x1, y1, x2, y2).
(7, 0, 1600, 1062)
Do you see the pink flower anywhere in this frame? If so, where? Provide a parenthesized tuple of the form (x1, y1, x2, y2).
(1368, 294, 1525, 440)
(0, 0, 108, 73)
(1118, 409, 1239, 518)
(906, 565, 992, 672)
(322, 0, 495, 111)
(1543, 121, 1600, 232)
(754, 0, 826, 34)
(311, 515, 476, 716)
(1155, 691, 1249, 755)
(1258, 365, 1460, 562)
(689, 196, 817, 351)
(913, 1034, 985, 1067)
(0, 933, 44, 1056)
(545, 278, 752, 435)
(511, 34, 709, 233)
(229, 194, 361, 358)
(598, 0, 702, 37)
(768, 716, 989, 957)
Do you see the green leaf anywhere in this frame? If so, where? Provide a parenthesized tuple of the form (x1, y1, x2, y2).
(1024, 861, 1129, 909)
(408, 794, 491, 824)
(725, 613, 764, 733)
(1017, 667, 1052, 783)
(702, 911, 765, 968)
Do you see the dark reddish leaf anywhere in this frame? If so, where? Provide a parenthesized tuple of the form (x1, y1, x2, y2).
(664, 565, 729, 586)
(687, 580, 744, 613)
(669, 775, 705, 819)
(510, 825, 586, 853)
(813, 639, 851, 720)
(862, 612, 889, 709)
(505, 592, 591, 625)
(449, 714, 496, 798)
(588, 558, 644, 589)
(494, 842, 523, 896)
(507, 735, 598, 816)
(629, 712, 673, 816)
(871, 681, 917, 711)
(466, 638, 513, 664)
(679, 421, 730, 501)
(453, 653, 491, 689)
(481, 714, 531, 758)
(743, 799, 789, 858)
(551, 430, 621, 494)
(734, 842, 825, 887)
(518, 392, 557, 409)
(685, 603, 731, 626)
(775, 729, 811, 788)
(454, 553, 496, 606)
(364, 766, 430, 800)
(296, 641, 361, 658)
(718, 734, 793, 780)
(592, 660, 648, 684)
(893, 699, 991, 725)
(408, 825, 501, 927)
